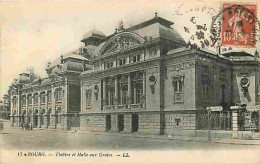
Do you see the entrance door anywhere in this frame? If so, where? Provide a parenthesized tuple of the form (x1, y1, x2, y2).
(132, 114, 139, 132)
(118, 114, 124, 132)
(34, 115, 38, 127)
(106, 115, 111, 131)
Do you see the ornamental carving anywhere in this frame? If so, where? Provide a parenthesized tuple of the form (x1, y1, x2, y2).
(100, 32, 145, 56)
(148, 46, 158, 57)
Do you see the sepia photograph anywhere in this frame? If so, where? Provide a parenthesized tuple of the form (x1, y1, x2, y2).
(1, 0, 260, 163)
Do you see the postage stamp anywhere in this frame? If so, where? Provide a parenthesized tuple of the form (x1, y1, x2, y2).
(221, 3, 257, 47)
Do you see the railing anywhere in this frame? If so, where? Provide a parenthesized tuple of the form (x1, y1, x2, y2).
(238, 111, 259, 132)
(131, 104, 141, 109)
(117, 105, 125, 110)
(103, 103, 143, 111)
(196, 111, 232, 130)
(104, 105, 115, 110)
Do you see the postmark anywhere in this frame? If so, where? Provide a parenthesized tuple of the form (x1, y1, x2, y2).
(221, 3, 257, 47)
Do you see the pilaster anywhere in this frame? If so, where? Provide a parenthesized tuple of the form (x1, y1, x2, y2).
(232, 111, 238, 139)
(111, 114, 118, 132)
(128, 73, 132, 107)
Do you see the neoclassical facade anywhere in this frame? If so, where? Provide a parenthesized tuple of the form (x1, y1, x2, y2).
(8, 15, 260, 138)
(79, 15, 260, 137)
(9, 51, 89, 129)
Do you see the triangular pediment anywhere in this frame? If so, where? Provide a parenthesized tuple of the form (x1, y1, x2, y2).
(99, 32, 145, 56)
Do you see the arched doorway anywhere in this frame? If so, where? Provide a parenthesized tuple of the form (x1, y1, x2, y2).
(33, 109, 38, 128)
(46, 108, 51, 128)
(40, 108, 45, 127)
(27, 109, 32, 124)
(21, 110, 26, 125)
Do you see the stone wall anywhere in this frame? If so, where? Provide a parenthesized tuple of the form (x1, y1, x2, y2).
(164, 112, 196, 136)
(138, 112, 161, 135)
(80, 114, 106, 132)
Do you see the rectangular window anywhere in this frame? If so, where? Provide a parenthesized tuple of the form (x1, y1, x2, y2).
(86, 90, 92, 108)
(47, 92, 52, 103)
(132, 54, 140, 63)
(136, 88, 142, 104)
(122, 90, 128, 105)
(22, 96, 26, 106)
(106, 61, 114, 69)
(119, 58, 126, 66)
(34, 95, 39, 104)
(109, 91, 114, 105)
(12, 98, 17, 106)
(28, 96, 32, 105)
(56, 90, 62, 102)
(40, 94, 45, 103)
(172, 76, 184, 103)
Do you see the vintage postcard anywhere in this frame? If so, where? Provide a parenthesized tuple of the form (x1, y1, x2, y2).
(1, 0, 260, 163)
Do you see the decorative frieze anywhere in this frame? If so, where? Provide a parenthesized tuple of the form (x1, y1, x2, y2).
(167, 61, 195, 72)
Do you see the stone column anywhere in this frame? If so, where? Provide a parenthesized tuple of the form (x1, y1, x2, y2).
(37, 114, 41, 128)
(81, 82, 83, 113)
(258, 110, 260, 133)
(128, 73, 132, 107)
(111, 114, 118, 132)
(32, 93, 34, 113)
(115, 75, 118, 107)
(232, 111, 238, 139)
(120, 85, 123, 105)
(31, 113, 35, 128)
(42, 93, 48, 128)
(50, 84, 56, 129)
(142, 71, 146, 108)
(45, 93, 48, 110)
(124, 114, 132, 133)
(103, 78, 107, 106)
(38, 92, 41, 109)
(64, 79, 68, 113)
(61, 81, 69, 129)
(25, 95, 28, 114)
(17, 90, 21, 127)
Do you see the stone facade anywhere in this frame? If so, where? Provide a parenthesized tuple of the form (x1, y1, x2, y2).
(9, 52, 88, 130)
(6, 15, 260, 138)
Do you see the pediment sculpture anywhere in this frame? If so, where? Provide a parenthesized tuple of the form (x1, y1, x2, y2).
(100, 32, 145, 56)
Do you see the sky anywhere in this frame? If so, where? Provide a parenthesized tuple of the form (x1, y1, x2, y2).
(0, 0, 259, 99)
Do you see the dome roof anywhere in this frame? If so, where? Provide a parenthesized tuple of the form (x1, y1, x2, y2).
(93, 42, 106, 57)
(82, 30, 106, 40)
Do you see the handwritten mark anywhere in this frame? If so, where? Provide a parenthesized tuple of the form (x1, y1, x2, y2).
(190, 17, 196, 24)
(184, 27, 190, 33)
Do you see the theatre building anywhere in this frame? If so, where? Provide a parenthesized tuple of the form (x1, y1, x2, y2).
(8, 14, 260, 138)
(79, 15, 260, 137)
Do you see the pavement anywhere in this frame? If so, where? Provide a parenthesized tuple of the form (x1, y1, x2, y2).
(1, 120, 260, 147)
(65, 129, 260, 145)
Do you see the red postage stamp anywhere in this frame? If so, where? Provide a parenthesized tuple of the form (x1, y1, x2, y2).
(221, 3, 257, 47)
